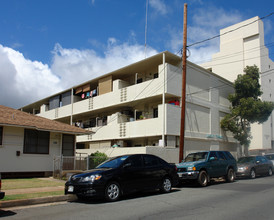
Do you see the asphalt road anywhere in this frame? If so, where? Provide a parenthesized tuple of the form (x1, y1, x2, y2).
(2, 175, 274, 220)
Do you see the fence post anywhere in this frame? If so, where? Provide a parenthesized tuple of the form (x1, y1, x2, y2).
(60, 155, 63, 179)
(87, 155, 89, 170)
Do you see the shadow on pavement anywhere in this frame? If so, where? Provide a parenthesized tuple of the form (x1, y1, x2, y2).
(0, 210, 17, 218)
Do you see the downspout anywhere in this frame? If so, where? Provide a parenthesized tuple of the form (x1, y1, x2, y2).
(162, 53, 166, 147)
(70, 88, 74, 125)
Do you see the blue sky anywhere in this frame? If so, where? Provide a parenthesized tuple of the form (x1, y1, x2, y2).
(0, 0, 273, 108)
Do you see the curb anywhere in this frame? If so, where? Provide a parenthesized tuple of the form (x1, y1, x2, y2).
(0, 195, 75, 209)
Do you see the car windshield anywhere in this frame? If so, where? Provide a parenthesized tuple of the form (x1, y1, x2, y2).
(237, 157, 255, 163)
(184, 152, 208, 162)
(265, 155, 274, 160)
(96, 155, 129, 168)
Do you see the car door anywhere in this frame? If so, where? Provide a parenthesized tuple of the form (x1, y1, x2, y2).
(142, 155, 164, 190)
(216, 151, 229, 176)
(120, 155, 144, 194)
(207, 151, 222, 178)
(255, 156, 265, 175)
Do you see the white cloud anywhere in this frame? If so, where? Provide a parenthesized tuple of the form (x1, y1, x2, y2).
(149, 0, 168, 15)
(0, 44, 62, 108)
(167, 6, 243, 64)
(51, 41, 158, 89)
(0, 41, 158, 109)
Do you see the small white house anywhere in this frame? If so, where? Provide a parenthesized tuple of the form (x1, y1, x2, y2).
(0, 105, 89, 178)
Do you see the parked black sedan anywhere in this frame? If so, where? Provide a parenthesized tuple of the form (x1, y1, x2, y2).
(65, 154, 179, 202)
(236, 156, 273, 179)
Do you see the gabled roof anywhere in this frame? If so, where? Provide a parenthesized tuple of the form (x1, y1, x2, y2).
(0, 105, 90, 135)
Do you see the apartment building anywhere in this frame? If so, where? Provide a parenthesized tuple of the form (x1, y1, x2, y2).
(21, 51, 238, 162)
(201, 16, 274, 153)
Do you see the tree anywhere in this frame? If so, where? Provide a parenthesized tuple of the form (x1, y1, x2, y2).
(89, 151, 108, 169)
(221, 65, 274, 155)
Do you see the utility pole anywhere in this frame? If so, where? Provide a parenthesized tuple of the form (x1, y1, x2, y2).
(179, 3, 187, 162)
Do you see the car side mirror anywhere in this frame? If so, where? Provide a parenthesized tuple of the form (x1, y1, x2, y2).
(123, 163, 132, 168)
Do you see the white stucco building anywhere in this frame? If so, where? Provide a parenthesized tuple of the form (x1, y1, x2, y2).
(201, 16, 274, 153)
(21, 51, 239, 163)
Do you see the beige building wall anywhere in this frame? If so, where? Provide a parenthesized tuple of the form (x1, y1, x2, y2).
(200, 16, 274, 152)
(0, 126, 62, 173)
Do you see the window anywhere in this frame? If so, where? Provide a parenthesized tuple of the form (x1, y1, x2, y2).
(153, 108, 158, 118)
(0, 127, 3, 145)
(24, 129, 49, 154)
(217, 152, 227, 160)
(143, 155, 159, 166)
(62, 134, 75, 156)
(126, 155, 143, 168)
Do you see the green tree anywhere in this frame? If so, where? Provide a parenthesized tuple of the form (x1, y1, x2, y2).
(221, 65, 274, 155)
(89, 151, 108, 169)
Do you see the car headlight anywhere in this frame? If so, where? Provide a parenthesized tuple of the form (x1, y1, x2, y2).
(80, 174, 102, 183)
(187, 167, 196, 171)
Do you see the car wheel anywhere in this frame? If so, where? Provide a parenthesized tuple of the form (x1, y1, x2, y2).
(250, 168, 256, 179)
(268, 168, 273, 176)
(105, 181, 120, 202)
(226, 168, 235, 183)
(198, 171, 208, 187)
(160, 176, 172, 193)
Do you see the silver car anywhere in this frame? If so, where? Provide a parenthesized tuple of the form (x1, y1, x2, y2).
(264, 154, 274, 170)
(236, 156, 273, 179)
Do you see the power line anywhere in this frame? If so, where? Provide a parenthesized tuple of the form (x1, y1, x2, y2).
(187, 12, 274, 48)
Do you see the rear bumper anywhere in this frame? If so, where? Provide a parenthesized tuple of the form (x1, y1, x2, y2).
(0, 191, 5, 200)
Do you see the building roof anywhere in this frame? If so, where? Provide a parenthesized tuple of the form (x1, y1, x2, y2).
(0, 105, 90, 135)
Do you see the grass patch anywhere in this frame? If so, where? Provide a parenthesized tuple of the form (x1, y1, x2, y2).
(2, 178, 65, 190)
(2, 191, 64, 201)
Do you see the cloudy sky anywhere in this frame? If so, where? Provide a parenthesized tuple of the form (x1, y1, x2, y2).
(0, 0, 273, 108)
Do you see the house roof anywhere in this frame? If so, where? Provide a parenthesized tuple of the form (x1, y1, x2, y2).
(0, 105, 90, 135)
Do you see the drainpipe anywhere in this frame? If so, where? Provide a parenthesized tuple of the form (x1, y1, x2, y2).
(162, 53, 166, 147)
(70, 88, 74, 125)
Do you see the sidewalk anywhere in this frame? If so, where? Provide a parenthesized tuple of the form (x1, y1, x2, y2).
(0, 178, 75, 209)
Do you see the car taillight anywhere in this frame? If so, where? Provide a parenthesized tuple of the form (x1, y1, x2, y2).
(174, 166, 178, 172)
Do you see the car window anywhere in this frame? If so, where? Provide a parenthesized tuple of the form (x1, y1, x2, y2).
(184, 152, 208, 162)
(224, 151, 235, 160)
(143, 155, 159, 167)
(217, 152, 227, 160)
(265, 154, 274, 160)
(238, 157, 255, 163)
(209, 152, 218, 160)
(126, 155, 143, 168)
(97, 155, 129, 168)
(256, 156, 263, 162)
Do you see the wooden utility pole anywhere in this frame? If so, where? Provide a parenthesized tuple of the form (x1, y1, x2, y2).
(179, 3, 187, 162)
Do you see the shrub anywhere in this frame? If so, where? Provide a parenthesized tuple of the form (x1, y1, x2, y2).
(89, 151, 108, 169)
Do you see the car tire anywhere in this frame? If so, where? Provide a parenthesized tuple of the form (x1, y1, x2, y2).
(105, 181, 121, 202)
(226, 168, 235, 183)
(198, 171, 208, 187)
(160, 176, 172, 193)
(250, 168, 256, 179)
(268, 168, 273, 176)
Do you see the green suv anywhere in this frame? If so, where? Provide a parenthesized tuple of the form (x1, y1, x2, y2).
(176, 151, 237, 187)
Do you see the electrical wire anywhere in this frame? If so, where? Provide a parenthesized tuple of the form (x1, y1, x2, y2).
(187, 12, 274, 48)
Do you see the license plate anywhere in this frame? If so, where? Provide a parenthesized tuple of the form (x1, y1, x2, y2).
(68, 186, 74, 192)
(178, 173, 183, 177)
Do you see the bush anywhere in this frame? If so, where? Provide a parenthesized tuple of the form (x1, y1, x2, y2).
(89, 151, 108, 169)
